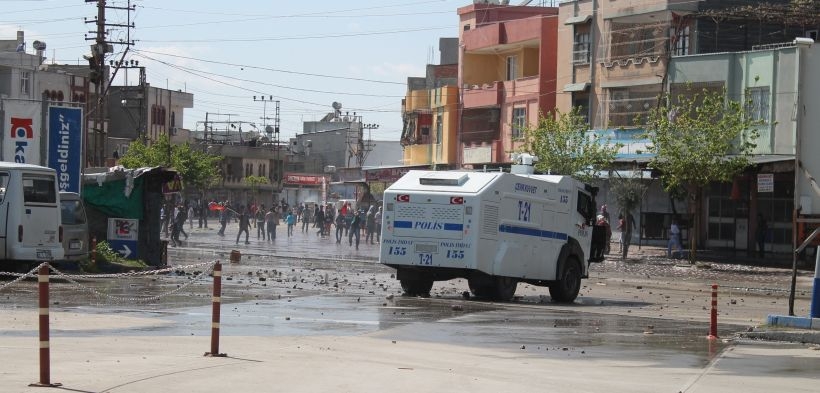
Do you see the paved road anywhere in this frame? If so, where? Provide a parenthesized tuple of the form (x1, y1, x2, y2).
(1, 220, 818, 392)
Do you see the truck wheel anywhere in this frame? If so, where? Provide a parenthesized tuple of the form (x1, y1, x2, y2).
(468, 278, 493, 299)
(493, 277, 518, 301)
(400, 277, 433, 297)
(549, 258, 581, 303)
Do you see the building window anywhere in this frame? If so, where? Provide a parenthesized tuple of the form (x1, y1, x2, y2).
(20, 71, 30, 95)
(672, 25, 690, 56)
(506, 56, 518, 81)
(435, 114, 443, 145)
(573, 95, 590, 124)
(573, 32, 591, 64)
(512, 107, 526, 140)
(746, 87, 770, 123)
(606, 86, 661, 128)
(463, 24, 470, 31)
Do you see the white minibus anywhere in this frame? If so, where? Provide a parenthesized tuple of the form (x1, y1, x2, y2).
(0, 163, 64, 267)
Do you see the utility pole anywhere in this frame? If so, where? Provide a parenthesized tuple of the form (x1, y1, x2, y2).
(253, 96, 282, 195)
(83, 0, 135, 167)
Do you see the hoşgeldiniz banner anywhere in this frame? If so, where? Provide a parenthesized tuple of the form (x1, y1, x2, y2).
(48, 106, 83, 193)
(3, 100, 42, 164)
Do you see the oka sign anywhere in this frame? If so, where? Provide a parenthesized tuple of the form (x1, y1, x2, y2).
(10, 117, 34, 164)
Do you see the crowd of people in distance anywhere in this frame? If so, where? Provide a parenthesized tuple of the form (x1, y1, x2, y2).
(162, 198, 382, 250)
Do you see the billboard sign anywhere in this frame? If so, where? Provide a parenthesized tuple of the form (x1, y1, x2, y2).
(3, 100, 42, 164)
(48, 106, 83, 193)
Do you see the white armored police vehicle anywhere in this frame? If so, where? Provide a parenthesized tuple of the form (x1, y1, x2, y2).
(379, 159, 606, 302)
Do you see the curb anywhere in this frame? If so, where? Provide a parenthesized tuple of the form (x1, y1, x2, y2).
(738, 330, 820, 345)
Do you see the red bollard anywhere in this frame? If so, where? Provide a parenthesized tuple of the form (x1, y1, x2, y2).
(29, 264, 61, 387)
(708, 283, 718, 339)
(205, 262, 226, 357)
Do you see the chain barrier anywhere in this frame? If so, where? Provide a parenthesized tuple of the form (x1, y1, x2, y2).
(46, 261, 217, 304)
(0, 262, 48, 292)
(0, 261, 217, 304)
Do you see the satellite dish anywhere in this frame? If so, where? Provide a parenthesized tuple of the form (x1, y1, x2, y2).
(32, 40, 46, 50)
(265, 125, 274, 134)
(332, 102, 342, 110)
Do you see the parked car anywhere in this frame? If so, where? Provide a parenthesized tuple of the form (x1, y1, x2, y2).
(59, 191, 89, 261)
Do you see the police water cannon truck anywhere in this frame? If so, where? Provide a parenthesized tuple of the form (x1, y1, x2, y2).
(379, 155, 607, 302)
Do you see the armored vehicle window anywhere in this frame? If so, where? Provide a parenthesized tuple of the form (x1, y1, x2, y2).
(577, 191, 594, 223)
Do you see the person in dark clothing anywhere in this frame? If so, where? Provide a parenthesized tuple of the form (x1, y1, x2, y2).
(348, 210, 362, 250)
(757, 214, 768, 258)
(177, 204, 189, 240)
(335, 212, 346, 244)
(235, 208, 250, 245)
(315, 206, 325, 237)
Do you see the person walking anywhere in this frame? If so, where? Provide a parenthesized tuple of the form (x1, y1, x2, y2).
(235, 207, 250, 245)
(170, 206, 183, 247)
(335, 211, 346, 244)
(266, 207, 279, 241)
(187, 203, 195, 229)
(348, 210, 362, 250)
(667, 219, 683, 258)
(285, 209, 296, 237)
(177, 204, 189, 241)
(255, 205, 266, 240)
(315, 206, 325, 237)
(324, 205, 334, 238)
(374, 206, 382, 243)
(217, 204, 228, 236)
(365, 206, 376, 244)
(617, 211, 635, 259)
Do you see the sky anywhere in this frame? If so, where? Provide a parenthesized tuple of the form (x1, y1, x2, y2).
(0, 0, 476, 142)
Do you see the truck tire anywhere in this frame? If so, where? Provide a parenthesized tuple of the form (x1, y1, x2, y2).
(400, 277, 433, 297)
(469, 276, 517, 301)
(494, 276, 518, 301)
(549, 257, 581, 303)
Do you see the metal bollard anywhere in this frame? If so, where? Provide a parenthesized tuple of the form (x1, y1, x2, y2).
(205, 262, 226, 357)
(708, 283, 718, 339)
(29, 264, 61, 387)
(811, 248, 820, 318)
(90, 236, 97, 266)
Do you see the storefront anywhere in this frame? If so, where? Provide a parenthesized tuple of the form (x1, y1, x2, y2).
(281, 173, 328, 206)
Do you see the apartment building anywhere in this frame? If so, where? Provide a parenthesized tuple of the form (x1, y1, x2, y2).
(401, 38, 459, 168)
(457, 2, 559, 168)
(557, 0, 819, 254)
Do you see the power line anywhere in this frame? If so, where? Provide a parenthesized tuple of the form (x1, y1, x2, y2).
(136, 25, 453, 44)
(132, 49, 406, 85)
(135, 52, 404, 98)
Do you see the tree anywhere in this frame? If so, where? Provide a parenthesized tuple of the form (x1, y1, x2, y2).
(244, 175, 270, 203)
(643, 87, 760, 260)
(521, 108, 620, 182)
(609, 171, 649, 259)
(119, 134, 222, 193)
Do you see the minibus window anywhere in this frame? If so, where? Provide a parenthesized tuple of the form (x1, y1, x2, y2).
(23, 175, 56, 204)
(0, 173, 8, 202)
(61, 200, 87, 225)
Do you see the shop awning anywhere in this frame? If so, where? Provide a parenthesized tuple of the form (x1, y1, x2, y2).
(563, 82, 590, 92)
(564, 14, 592, 25)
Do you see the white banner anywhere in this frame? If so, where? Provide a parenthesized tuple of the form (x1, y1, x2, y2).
(3, 100, 42, 165)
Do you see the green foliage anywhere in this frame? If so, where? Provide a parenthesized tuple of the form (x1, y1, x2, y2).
(119, 134, 222, 191)
(84, 241, 148, 271)
(521, 108, 620, 182)
(244, 175, 269, 189)
(643, 87, 761, 260)
(610, 172, 648, 216)
(643, 88, 760, 194)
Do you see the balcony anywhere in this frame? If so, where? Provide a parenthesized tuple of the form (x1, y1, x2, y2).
(403, 143, 436, 166)
(462, 17, 545, 52)
(463, 81, 503, 109)
(462, 140, 503, 165)
(504, 76, 540, 100)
